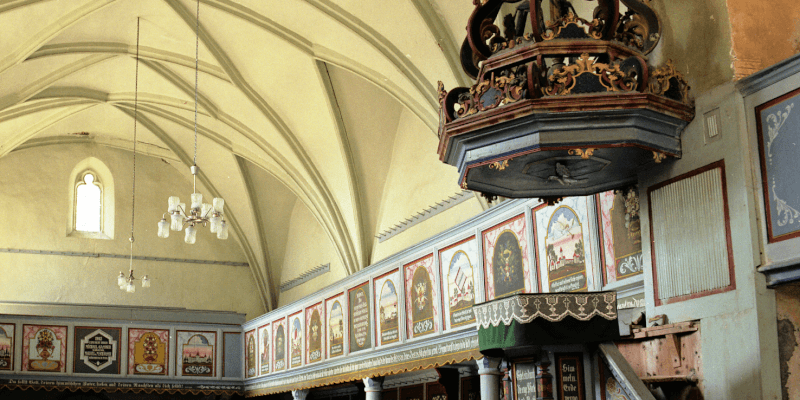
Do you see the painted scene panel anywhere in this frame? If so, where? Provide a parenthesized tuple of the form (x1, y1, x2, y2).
(73, 327, 120, 374)
(22, 325, 67, 373)
(0, 323, 14, 371)
(177, 331, 215, 377)
(289, 313, 303, 368)
(258, 324, 270, 375)
(598, 188, 643, 285)
(245, 329, 256, 378)
(326, 294, 346, 358)
(375, 270, 400, 345)
(348, 282, 372, 352)
(405, 254, 438, 339)
(534, 197, 595, 293)
(128, 328, 169, 376)
(305, 303, 323, 364)
(439, 237, 479, 330)
(482, 214, 531, 300)
(273, 320, 287, 372)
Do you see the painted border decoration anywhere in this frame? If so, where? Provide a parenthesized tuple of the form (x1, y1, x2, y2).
(258, 324, 270, 375)
(348, 282, 372, 352)
(273, 319, 287, 372)
(404, 254, 439, 339)
(128, 328, 169, 376)
(482, 213, 532, 300)
(534, 198, 594, 292)
(306, 303, 324, 364)
(756, 86, 800, 242)
(245, 329, 256, 378)
(439, 237, 479, 330)
(22, 324, 67, 373)
(0, 323, 14, 371)
(325, 293, 346, 358)
(598, 189, 643, 285)
(73, 327, 120, 374)
(374, 269, 401, 346)
(177, 330, 215, 377)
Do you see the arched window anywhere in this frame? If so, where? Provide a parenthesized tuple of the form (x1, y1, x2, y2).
(75, 172, 102, 232)
(68, 158, 114, 239)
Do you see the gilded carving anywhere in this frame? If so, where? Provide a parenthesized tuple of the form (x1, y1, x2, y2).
(649, 60, 691, 104)
(542, 11, 602, 41)
(652, 151, 667, 163)
(545, 53, 639, 96)
(490, 160, 510, 170)
(456, 66, 527, 118)
(568, 148, 595, 159)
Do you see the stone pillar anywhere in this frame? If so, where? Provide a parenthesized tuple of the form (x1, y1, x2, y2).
(293, 389, 310, 400)
(476, 357, 502, 400)
(363, 376, 384, 400)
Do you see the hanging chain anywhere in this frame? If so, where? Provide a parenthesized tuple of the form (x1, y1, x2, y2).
(130, 17, 141, 271)
(193, 0, 199, 167)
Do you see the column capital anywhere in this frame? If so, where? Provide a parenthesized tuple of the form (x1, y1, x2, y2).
(292, 389, 310, 400)
(476, 357, 503, 375)
(363, 376, 385, 393)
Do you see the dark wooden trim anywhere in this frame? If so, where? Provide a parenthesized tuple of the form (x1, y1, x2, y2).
(595, 193, 609, 287)
(647, 160, 736, 307)
(755, 86, 800, 243)
(72, 326, 122, 375)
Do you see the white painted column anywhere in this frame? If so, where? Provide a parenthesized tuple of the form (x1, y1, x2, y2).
(293, 389, 310, 400)
(364, 376, 384, 400)
(477, 357, 503, 400)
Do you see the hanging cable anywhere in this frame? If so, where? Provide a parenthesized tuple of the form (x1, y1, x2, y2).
(130, 17, 141, 271)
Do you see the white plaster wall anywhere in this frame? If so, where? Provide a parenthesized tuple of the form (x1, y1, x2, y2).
(0, 142, 265, 320)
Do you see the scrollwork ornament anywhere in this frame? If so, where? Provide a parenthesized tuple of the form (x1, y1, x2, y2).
(772, 179, 800, 227)
(490, 160, 510, 170)
(649, 60, 691, 104)
(545, 54, 639, 96)
(568, 148, 595, 159)
(766, 103, 795, 163)
(652, 151, 667, 163)
(456, 66, 528, 118)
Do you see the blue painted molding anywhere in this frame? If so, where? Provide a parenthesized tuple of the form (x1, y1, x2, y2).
(736, 53, 800, 97)
(758, 258, 800, 286)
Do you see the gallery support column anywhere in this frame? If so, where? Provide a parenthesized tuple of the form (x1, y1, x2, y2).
(364, 376, 384, 400)
(293, 389, 309, 400)
(477, 357, 503, 400)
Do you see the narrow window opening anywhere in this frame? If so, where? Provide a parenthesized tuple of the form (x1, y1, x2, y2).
(76, 173, 102, 232)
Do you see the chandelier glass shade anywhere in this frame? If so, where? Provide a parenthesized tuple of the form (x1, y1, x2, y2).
(156, 0, 228, 244)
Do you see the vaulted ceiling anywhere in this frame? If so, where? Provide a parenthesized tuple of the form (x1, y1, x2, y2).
(0, 0, 480, 311)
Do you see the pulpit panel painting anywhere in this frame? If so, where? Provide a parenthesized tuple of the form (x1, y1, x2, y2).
(245, 329, 256, 378)
(128, 328, 168, 376)
(482, 213, 532, 300)
(305, 302, 323, 364)
(258, 323, 270, 375)
(404, 254, 439, 339)
(349, 282, 372, 352)
(73, 327, 120, 374)
(598, 188, 643, 285)
(177, 331, 215, 377)
(325, 293, 346, 358)
(439, 236, 479, 330)
(374, 269, 401, 346)
(289, 311, 303, 368)
(534, 197, 595, 292)
(0, 323, 14, 371)
(756, 87, 800, 242)
(273, 319, 287, 372)
(22, 325, 67, 373)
